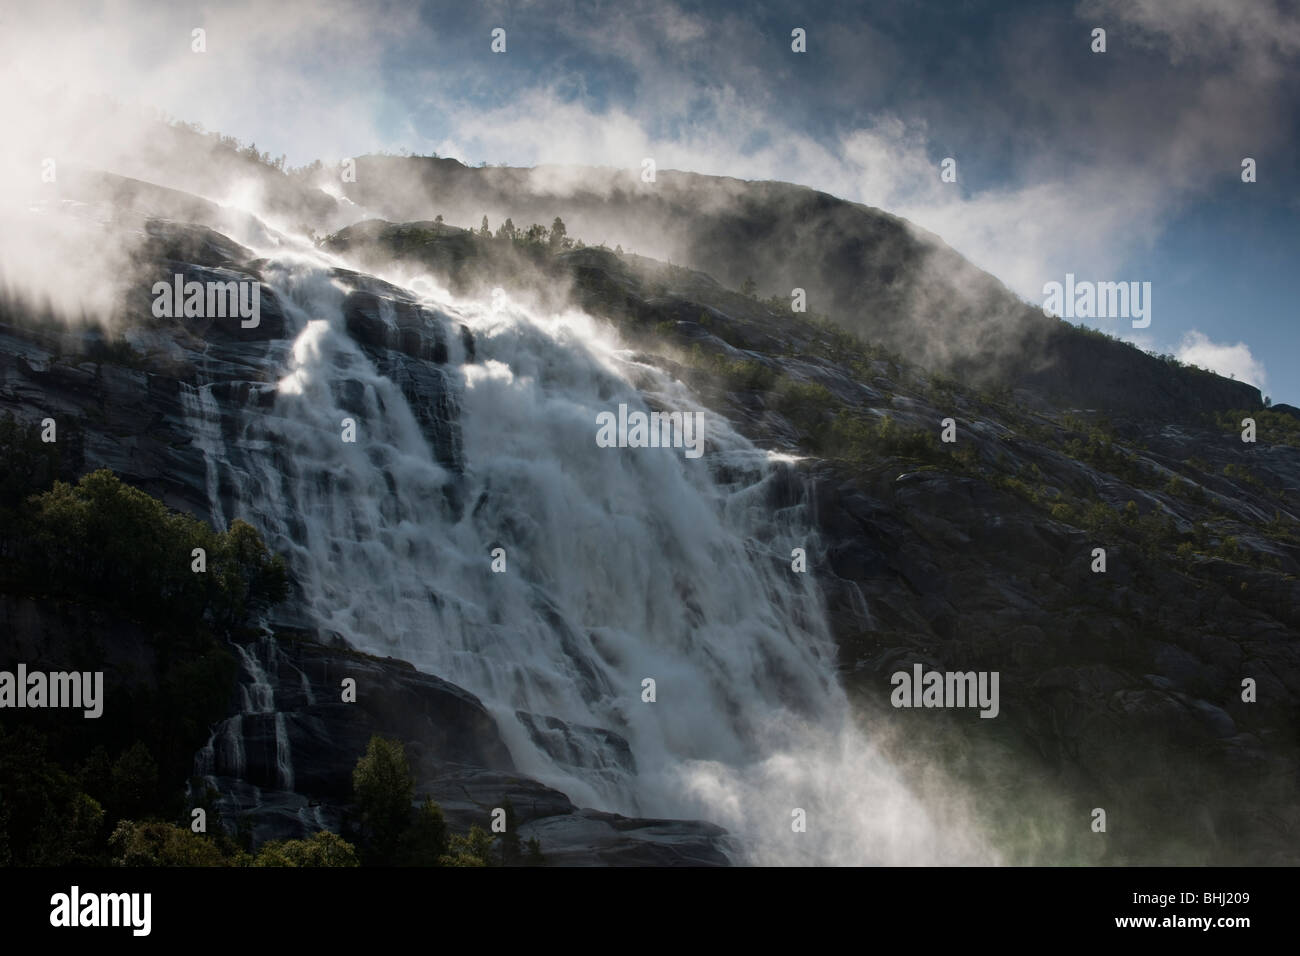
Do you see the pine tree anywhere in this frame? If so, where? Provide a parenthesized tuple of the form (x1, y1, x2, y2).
(351, 736, 414, 864)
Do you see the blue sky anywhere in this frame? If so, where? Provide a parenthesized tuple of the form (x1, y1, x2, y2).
(7, 0, 1297, 401)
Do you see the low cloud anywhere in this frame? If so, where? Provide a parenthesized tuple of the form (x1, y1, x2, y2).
(1175, 330, 1269, 390)
(2, 0, 1291, 393)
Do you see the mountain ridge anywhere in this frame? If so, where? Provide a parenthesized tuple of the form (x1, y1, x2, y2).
(1, 163, 1294, 865)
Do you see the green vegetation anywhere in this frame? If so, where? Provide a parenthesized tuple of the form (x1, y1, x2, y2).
(109, 820, 243, 866)
(23, 729, 531, 868)
(688, 344, 779, 392)
(1222, 462, 1262, 487)
(475, 215, 573, 251)
(994, 470, 1275, 570)
(0, 414, 288, 865)
(0, 413, 62, 529)
(1214, 408, 1300, 447)
(1060, 435, 1147, 486)
(827, 411, 946, 464)
(667, 314, 1288, 575)
(0, 726, 105, 865)
(3, 464, 288, 632)
(800, 313, 908, 373)
(351, 735, 417, 863)
(348, 735, 541, 867)
(252, 831, 360, 867)
(105, 821, 360, 867)
(549, 216, 567, 251)
(441, 826, 496, 867)
(772, 379, 836, 443)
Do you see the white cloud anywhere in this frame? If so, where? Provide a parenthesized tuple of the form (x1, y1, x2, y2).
(1174, 330, 1268, 389)
(1078, 0, 1300, 64)
(422, 85, 1150, 299)
(0, 0, 1286, 379)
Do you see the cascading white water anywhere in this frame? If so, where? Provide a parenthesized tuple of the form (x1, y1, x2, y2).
(179, 381, 227, 531)
(231, 641, 294, 791)
(195, 236, 993, 865)
(234, 643, 274, 714)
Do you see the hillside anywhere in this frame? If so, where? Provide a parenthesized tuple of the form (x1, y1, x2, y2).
(0, 162, 1294, 865)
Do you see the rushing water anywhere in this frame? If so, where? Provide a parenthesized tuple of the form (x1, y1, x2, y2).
(188, 236, 991, 865)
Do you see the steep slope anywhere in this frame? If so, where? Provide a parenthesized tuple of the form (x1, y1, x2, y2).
(41, 119, 1261, 419)
(0, 207, 738, 864)
(328, 156, 1261, 418)
(322, 221, 1300, 863)
(2, 170, 1295, 866)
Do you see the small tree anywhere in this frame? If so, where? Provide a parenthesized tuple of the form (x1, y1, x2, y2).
(352, 736, 414, 864)
(399, 796, 449, 866)
(479, 216, 491, 238)
(440, 825, 495, 867)
(549, 216, 567, 251)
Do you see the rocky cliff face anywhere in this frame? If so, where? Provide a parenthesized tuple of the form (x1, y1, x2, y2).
(2, 170, 1296, 865)
(321, 224, 1298, 863)
(330, 157, 1263, 418)
(0, 208, 733, 863)
(199, 633, 727, 865)
(600, 248, 1298, 864)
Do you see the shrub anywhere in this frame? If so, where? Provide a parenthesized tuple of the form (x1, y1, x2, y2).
(253, 831, 360, 867)
(0, 727, 105, 865)
(397, 796, 449, 866)
(773, 380, 837, 448)
(1214, 409, 1300, 447)
(440, 825, 495, 867)
(109, 820, 232, 867)
(827, 412, 945, 464)
(1049, 502, 1077, 524)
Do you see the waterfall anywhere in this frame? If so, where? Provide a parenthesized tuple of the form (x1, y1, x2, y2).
(229, 640, 294, 791)
(233, 643, 274, 714)
(179, 381, 227, 530)
(217, 714, 246, 780)
(189, 244, 992, 865)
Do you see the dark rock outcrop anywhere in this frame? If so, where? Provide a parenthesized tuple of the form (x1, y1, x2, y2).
(201, 633, 727, 864)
